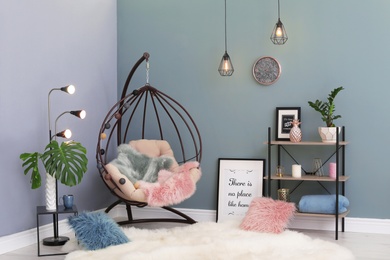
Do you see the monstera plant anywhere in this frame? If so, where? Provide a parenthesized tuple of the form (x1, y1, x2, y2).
(20, 140, 88, 189)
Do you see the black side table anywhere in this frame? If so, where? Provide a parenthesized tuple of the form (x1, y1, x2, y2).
(36, 205, 78, 257)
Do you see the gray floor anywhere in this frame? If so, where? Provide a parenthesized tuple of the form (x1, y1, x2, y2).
(1, 225, 390, 260)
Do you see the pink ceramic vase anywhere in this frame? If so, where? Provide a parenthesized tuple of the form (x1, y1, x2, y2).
(289, 119, 302, 143)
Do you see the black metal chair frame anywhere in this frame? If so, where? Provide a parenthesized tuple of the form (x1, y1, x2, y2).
(96, 52, 202, 225)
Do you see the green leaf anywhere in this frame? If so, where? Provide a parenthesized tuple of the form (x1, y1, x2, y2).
(19, 152, 42, 189)
(308, 86, 344, 126)
(41, 140, 88, 187)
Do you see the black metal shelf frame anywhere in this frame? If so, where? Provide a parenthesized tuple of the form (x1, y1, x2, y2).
(266, 126, 347, 240)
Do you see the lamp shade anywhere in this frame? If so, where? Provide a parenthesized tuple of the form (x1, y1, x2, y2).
(70, 110, 86, 119)
(271, 19, 288, 45)
(55, 129, 72, 139)
(60, 85, 75, 95)
(218, 52, 234, 76)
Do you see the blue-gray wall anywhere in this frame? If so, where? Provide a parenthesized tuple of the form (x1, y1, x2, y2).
(117, 0, 390, 219)
(0, 1, 117, 237)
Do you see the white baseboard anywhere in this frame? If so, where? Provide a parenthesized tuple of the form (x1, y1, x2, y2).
(1, 206, 389, 255)
(289, 214, 390, 234)
(0, 218, 73, 255)
(113, 205, 390, 234)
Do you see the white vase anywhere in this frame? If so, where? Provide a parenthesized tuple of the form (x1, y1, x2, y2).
(45, 173, 57, 211)
(318, 127, 341, 143)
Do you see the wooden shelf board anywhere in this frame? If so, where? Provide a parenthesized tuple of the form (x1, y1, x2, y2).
(264, 141, 348, 146)
(264, 175, 350, 182)
(296, 210, 350, 218)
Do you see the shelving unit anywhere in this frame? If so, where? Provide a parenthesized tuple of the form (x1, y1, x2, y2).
(265, 126, 348, 240)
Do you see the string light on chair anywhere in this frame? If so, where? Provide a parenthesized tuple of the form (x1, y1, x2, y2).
(218, 0, 234, 76)
(270, 0, 288, 45)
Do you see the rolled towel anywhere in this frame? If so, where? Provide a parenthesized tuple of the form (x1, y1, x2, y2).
(298, 194, 349, 214)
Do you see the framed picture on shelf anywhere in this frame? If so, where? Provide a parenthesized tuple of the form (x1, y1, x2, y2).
(276, 107, 301, 141)
(217, 158, 265, 223)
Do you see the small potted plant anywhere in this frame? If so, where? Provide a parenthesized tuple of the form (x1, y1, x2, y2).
(308, 86, 344, 142)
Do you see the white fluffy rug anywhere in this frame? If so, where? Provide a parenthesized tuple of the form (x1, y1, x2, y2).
(64, 221, 355, 260)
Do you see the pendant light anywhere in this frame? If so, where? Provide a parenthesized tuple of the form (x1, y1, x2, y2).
(270, 0, 288, 45)
(218, 0, 234, 76)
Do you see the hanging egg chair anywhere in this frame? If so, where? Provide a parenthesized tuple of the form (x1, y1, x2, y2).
(96, 52, 202, 225)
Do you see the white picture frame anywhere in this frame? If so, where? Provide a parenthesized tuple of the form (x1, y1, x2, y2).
(217, 158, 265, 222)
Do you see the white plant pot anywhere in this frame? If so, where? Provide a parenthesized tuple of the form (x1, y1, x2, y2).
(45, 173, 57, 211)
(318, 127, 341, 143)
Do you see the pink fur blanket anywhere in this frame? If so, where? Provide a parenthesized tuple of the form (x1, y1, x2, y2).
(137, 161, 201, 207)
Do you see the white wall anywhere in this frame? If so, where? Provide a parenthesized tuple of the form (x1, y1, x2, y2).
(0, 0, 117, 237)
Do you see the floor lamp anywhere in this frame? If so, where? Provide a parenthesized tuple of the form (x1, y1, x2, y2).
(43, 85, 86, 246)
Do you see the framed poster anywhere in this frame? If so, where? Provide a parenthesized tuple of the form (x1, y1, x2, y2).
(217, 158, 265, 222)
(276, 107, 301, 141)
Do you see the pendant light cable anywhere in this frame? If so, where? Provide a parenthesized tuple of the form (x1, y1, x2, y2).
(224, 0, 227, 52)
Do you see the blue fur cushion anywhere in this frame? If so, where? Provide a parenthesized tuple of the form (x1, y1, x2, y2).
(68, 211, 129, 250)
(298, 194, 349, 214)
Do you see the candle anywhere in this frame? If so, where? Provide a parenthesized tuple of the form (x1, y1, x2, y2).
(292, 164, 301, 178)
(329, 162, 337, 179)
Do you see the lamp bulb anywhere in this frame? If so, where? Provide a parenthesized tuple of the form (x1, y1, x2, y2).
(67, 85, 75, 94)
(79, 110, 86, 119)
(276, 27, 283, 37)
(224, 60, 229, 71)
(64, 129, 72, 139)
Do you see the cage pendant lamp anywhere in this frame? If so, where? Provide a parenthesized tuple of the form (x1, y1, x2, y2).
(218, 0, 234, 76)
(271, 0, 288, 45)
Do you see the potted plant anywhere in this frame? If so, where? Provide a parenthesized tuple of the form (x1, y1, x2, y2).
(308, 86, 344, 142)
(20, 140, 88, 189)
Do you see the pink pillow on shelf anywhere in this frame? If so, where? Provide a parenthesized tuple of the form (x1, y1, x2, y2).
(240, 197, 296, 234)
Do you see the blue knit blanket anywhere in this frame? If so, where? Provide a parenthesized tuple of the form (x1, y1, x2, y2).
(298, 194, 349, 214)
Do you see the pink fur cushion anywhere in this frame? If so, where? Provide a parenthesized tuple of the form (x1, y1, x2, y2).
(239, 197, 296, 234)
(137, 161, 201, 207)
